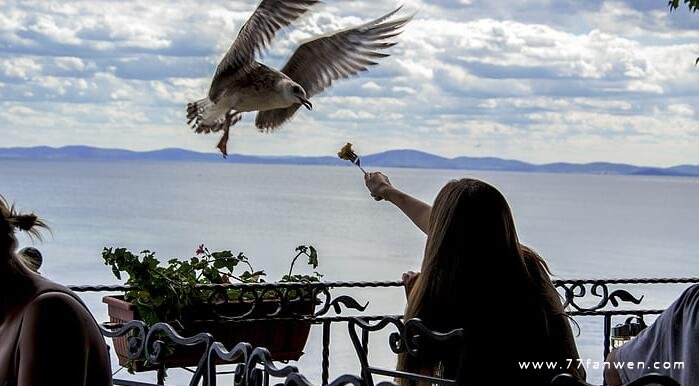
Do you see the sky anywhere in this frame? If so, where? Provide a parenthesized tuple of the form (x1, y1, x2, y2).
(0, 0, 698, 166)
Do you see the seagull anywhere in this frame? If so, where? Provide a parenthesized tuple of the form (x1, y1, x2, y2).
(186, 0, 412, 156)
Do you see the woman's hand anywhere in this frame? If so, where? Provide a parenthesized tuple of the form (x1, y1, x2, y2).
(364, 172, 394, 201)
(364, 172, 431, 235)
(402, 271, 420, 298)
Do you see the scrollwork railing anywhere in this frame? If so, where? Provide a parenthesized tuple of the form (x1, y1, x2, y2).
(86, 278, 698, 385)
(103, 319, 381, 386)
(555, 281, 644, 312)
(552, 278, 699, 314)
(101, 319, 148, 362)
(347, 316, 464, 386)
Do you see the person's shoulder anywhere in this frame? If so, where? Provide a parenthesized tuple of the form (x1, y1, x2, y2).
(31, 291, 82, 309)
(680, 283, 699, 302)
(23, 288, 88, 327)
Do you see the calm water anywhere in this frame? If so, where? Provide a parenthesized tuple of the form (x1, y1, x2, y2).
(1, 160, 698, 384)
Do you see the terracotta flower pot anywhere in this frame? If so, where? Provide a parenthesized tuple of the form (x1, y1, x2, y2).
(103, 295, 315, 370)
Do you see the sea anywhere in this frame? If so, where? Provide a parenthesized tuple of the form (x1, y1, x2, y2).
(1, 160, 697, 384)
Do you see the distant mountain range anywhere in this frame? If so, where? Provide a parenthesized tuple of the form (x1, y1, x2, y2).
(1, 145, 697, 177)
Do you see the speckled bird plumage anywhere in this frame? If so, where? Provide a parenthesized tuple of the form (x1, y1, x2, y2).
(186, 0, 412, 156)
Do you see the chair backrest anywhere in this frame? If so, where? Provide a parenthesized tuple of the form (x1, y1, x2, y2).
(347, 317, 465, 386)
(552, 372, 680, 386)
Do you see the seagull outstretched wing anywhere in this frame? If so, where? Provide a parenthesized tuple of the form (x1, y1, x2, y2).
(209, 0, 320, 100)
(255, 7, 412, 130)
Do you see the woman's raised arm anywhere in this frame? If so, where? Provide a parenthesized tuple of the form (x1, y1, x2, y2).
(364, 172, 431, 235)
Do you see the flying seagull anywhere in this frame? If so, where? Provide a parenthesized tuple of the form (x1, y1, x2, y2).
(186, 0, 412, 156)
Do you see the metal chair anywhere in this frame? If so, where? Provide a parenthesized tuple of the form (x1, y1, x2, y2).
(348, 316, 465, 386)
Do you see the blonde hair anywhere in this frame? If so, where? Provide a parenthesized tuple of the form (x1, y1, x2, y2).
(1, 195, 48, 272)
(0, 195, 47, 239)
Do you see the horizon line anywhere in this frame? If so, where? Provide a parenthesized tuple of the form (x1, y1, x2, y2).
(1, 144, 697, 169)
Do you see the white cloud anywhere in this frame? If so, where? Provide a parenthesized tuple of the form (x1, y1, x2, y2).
(392, 86, 417, 95)
(329, 109, 375, 120)
(1, 58, 42, 79)
(361, 81, 382, 91)
(54, 57, 86, 72)
(626, 80, 664, 94)
(585, 1, 699, 40)
(0, 0, 698, 166)
(667, 103, 695, 116)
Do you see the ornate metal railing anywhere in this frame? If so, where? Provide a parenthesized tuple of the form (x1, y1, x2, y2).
(70, 277, 699, 386)
(553, 277, 699, 361)
(98, 317, 679, 386)
(76, 281, 403, 385)
(100, 320, 372, 386)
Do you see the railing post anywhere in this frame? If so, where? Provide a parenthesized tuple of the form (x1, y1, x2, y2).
(602, 314, 612, 386)
(157, 365, 166, 385)
(322, 320, 331, 385)
(603, 314, 611, 360)
(362, 329, 369, 355)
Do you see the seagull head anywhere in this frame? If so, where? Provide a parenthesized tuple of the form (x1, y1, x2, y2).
(288, 83, 312, 110)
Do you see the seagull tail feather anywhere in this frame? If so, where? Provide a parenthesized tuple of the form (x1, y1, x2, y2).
(186, 97, 217, 133)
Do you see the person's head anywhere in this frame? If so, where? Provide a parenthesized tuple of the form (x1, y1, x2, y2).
(398, 179, 558, 379)
(1, 195, 47, 277)
(408, 178, 546, 311)
(19, 247, 43, 273)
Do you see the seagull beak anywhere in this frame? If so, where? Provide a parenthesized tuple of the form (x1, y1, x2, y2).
(298, 97, 313, 110)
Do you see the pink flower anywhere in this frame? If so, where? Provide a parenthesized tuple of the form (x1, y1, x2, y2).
(196, 244, 205, 255)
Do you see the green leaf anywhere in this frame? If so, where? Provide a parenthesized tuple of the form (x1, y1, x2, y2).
(101, 242, 324, 347)
(151, 296, 164, 307)
(212, 250, 233, 259)
(307, 246, 319, 269)
(137, 290, 151, 302)
(226, 289, 241, 300)
(668, 0, 699, 11)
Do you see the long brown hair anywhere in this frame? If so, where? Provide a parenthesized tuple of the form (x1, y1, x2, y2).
(397, 179, 568, 384)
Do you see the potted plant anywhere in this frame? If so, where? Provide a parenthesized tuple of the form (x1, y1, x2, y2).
(102, 244, 322, 370)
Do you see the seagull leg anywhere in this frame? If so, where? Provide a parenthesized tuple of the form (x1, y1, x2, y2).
(216, 127, 230, 158)
(216, 112, 233, 157)
(215, 111, 242, 158)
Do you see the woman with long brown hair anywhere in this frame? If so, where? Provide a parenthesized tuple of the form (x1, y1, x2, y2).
(0, 196, 111, 386)
(365, 173, 585, 385)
